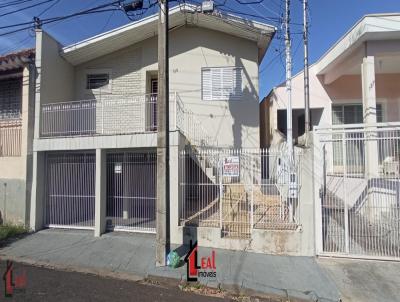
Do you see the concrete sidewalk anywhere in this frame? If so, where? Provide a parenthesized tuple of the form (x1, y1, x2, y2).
(0, 229, 340, 302)
(318, 257, 400, 302)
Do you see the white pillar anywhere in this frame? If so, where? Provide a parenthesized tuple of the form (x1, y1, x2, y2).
(94, 149, 106, 237)
(29, 151, 45, 231)
(361, 56, 379, 177)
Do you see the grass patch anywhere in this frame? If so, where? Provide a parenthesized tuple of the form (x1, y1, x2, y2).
(0, 224, 28, 241)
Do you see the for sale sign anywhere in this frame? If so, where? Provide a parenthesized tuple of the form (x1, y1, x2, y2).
(223, 156, 240, 177)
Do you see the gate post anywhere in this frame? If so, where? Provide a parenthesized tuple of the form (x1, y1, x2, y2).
(30, 151, 45, 231)
(313, 130, 324, 255)
(95, 149, 106, 237)
(342, 133, 350, 254)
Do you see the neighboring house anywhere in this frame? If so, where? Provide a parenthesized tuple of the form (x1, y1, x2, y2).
(261, 14, 400, 260)
(0, 49, 35, 225)
(29, 3, 277, 252)
(261, 13, 400, 147)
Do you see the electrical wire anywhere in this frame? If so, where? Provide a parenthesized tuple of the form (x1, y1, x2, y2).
(0, 0, 58, 18)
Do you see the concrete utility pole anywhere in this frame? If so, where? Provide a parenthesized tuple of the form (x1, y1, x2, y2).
(303, 0, 310, 138)
(285, 0, 293, 161)
(156, 0, 170, 267)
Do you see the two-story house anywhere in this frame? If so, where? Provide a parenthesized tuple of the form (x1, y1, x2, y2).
(29, 4, 276, 252)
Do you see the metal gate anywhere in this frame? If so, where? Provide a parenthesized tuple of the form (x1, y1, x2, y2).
(180, 148, 301, 239)
(45, 153, 96, 229)
(315, 123, 400, 260)
(106, 152, 156, 233)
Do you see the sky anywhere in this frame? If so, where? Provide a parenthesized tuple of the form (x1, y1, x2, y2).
(0, 0, 399, 98)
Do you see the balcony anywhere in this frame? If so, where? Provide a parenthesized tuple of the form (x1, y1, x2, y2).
(39, 92, 217, 149)
(40, 93, 179, 138)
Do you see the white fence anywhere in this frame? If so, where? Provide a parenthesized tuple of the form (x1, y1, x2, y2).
(315, 123, 400, 260)
(0, 119, 22, 157)
(180, 148, 301, 238)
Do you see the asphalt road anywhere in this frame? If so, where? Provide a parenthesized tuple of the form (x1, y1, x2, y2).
(0, 260, 238, 302)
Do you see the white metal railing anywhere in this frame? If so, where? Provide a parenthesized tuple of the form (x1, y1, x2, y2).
(180, 148, 301, 238)
(40, 93, 179, 137)
(0, 118, 22, 157)
(315, 122, 400, 260)
(40, 92, 218, 149)
(175, 94, 216, 147)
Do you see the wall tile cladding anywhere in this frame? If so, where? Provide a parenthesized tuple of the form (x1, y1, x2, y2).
(75, 46, 143, 100)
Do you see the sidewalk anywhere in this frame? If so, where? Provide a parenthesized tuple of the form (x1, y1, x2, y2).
(0, 229, 340, 302)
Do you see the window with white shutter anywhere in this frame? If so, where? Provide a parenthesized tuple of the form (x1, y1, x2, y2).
(201, 67, 243, 101)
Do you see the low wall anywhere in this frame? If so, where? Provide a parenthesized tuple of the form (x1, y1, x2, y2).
(0, 178, 27, 225)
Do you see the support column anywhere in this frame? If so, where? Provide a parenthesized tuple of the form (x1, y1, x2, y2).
(361, 55, 379, 177)
(29, 151, 45, 231)
(95, 149, 106, 237)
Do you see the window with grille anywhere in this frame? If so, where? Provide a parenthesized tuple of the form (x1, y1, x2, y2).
(332, 103, 383, 124)
(201, 67, 243, 101)
(0, 78, 22, 120)
(86, 73, 110, 90)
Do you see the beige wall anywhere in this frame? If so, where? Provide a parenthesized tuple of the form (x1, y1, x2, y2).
(73, 26, 260, 148)
(38, 31, 75, 105)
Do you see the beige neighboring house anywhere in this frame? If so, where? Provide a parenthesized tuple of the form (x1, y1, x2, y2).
(0, 49, 35, 225)
(29, 4, 276, 252)
(261, 13, 400, 147)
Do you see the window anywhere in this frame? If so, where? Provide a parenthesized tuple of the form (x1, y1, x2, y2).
(201, 67, 243, 101)
(86, 70, 111, 91)
(332, 103, 383, 125)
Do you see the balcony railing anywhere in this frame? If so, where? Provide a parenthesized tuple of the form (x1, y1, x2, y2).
(40, 93, 180, 137)
(0, 118, 22, 157)
(40, 92, 216, 148)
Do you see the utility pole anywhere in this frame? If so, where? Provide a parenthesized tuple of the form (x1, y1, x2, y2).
(285, 0, 294, 223)
(156, 0, 170, 267)
(303, 0, 310, 139)
(285, 0, 293, 161)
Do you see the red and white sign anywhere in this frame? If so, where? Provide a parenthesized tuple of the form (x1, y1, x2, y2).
(223, 156, 240, 177)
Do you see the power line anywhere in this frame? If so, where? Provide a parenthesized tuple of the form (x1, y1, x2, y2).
(38, 0, 62, 17)
(0, 0, 58, 18)
(0, 0, 124, 37)
(0, 0, 38, 10)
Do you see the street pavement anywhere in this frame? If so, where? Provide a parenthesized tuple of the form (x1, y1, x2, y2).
(0, 229, 340, 302)
(0, 260, 235, 302)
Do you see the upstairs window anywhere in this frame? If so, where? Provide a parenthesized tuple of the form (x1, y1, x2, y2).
(202, 67, 243, 101)
(86, 70, 111, 92)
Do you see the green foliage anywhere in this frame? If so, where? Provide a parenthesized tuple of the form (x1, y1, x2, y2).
(0, 224, 28, 241)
